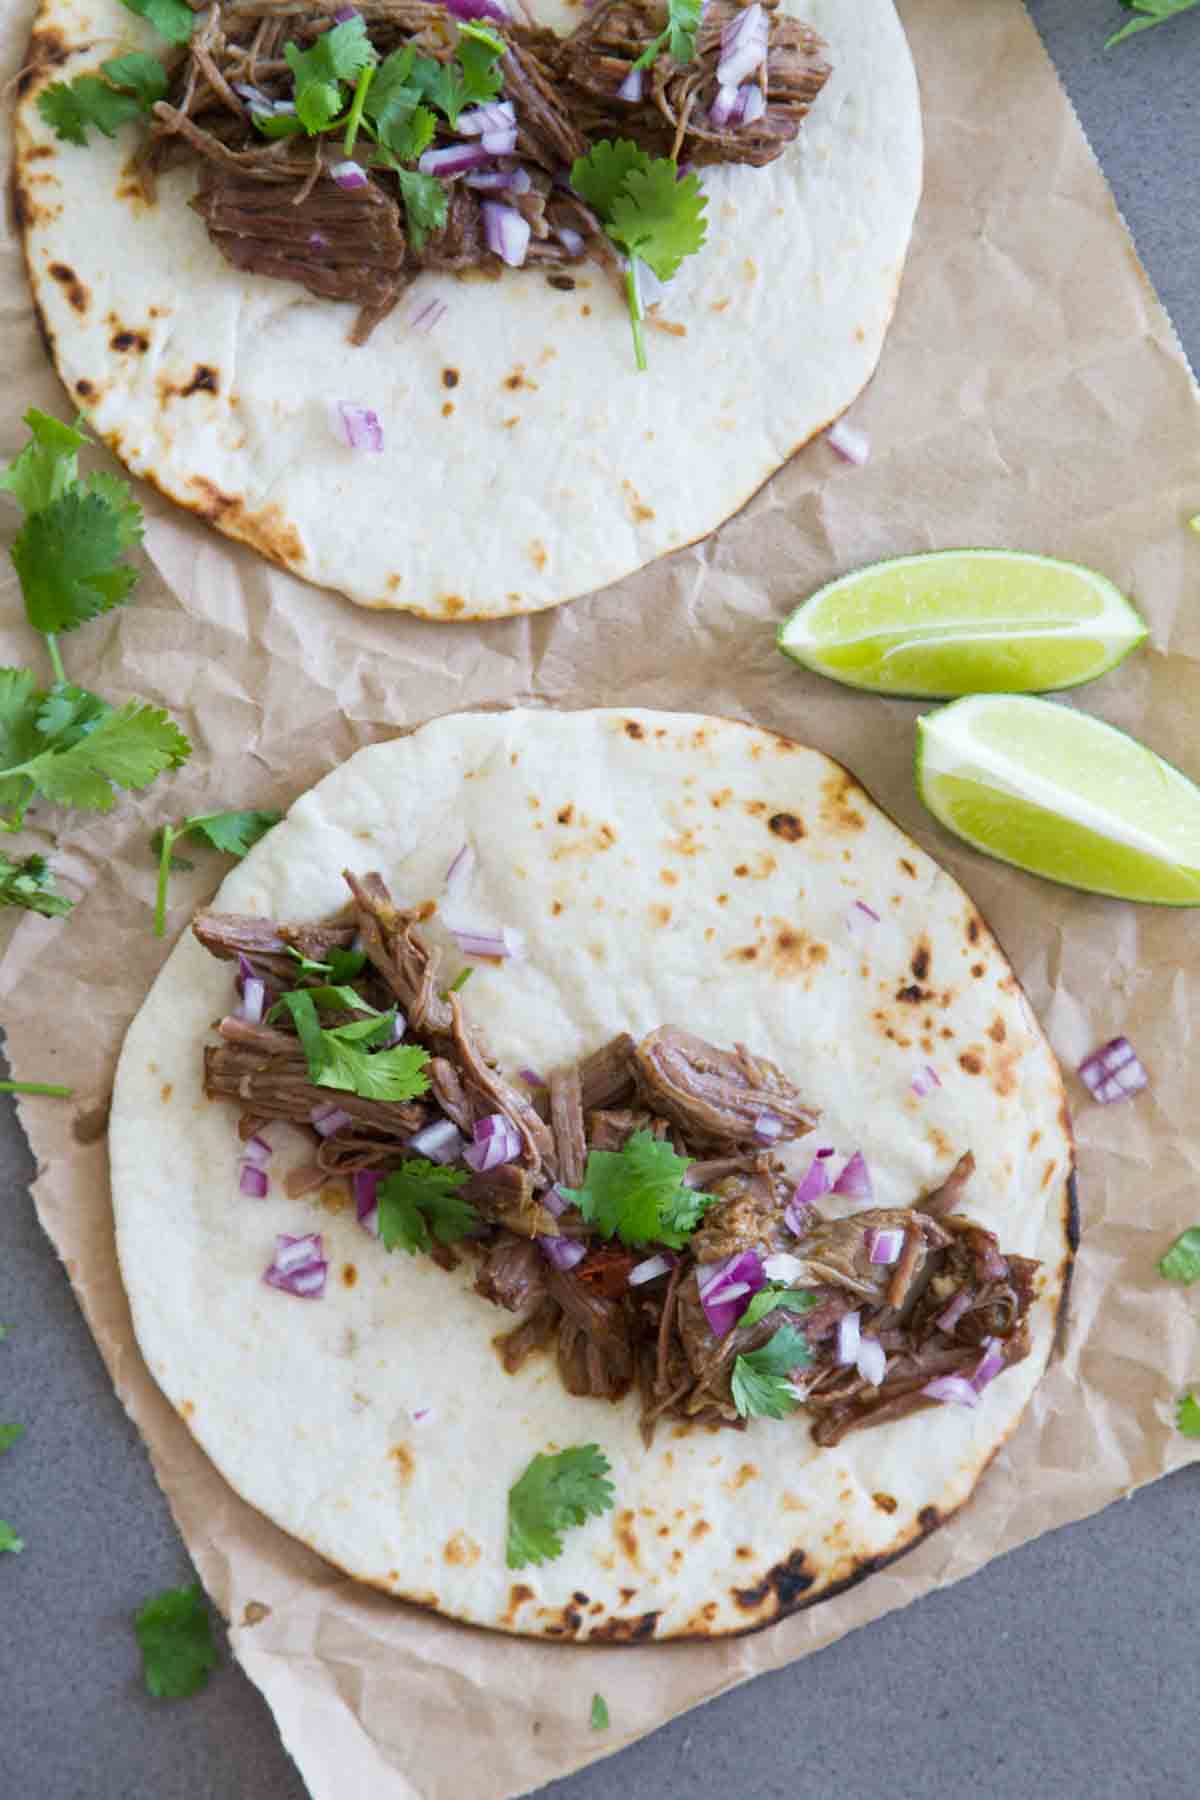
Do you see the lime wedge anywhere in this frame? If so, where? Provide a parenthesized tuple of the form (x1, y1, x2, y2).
(778, 550, 1146, 697)
(917, 696, 1200, 905)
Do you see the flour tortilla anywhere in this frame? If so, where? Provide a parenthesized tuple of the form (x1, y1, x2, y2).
(14, 0, 921, 619)
(111, 709, 1074, 1640)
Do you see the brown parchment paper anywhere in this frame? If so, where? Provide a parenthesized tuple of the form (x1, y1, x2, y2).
(2, 0, 1199, 1792)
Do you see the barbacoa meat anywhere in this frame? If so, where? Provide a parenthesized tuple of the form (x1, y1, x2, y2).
(632, 1025, 819, 1149)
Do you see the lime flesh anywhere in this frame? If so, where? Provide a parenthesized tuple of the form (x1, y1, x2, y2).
(917, 695, 1200, 905)
(779, 550, 1146, 698)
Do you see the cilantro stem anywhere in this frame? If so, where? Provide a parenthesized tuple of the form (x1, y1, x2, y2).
(45, 635, 66, 685)
(343, 64, 374, 156)
(154, 821, 178, 939)
(0, 1081, 73, 1097)
(625, 258, 648, 374)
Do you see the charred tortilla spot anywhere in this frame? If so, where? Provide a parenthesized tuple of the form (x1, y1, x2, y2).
(527, 539, 547, 571)
(911, 940, 931, 982)
(110, 328, 150, 353)
(735, 1546, 754, 1561)
(690, 1519, 711, 1541)
(621, 479, 654, 524)
(390, 1444, 415, 1483)
(624, 720, 644, 739)
(442, 367, 459, 388)
(918, 1504, 939, 1531)
(160, 1083, 172, 1103)
(768, 810, 805, 842)
(181, 364, 219, 397)
(616, 1510, 640, 1564)
(504, 367, 537, 392)
(899, 858, 917, 878)
(72, 1100, 110, 1143)
(573, 1591, 589, 1606)
(341, 1263, 357, 1287)
(548, 274, 575, 291)
(180, 1399, 194, 1419)
(242, 1600, 271, 1626)
(441, 401, 454, 417)
(819, 771, 866, 832)
(966, 915, 981, 944)
(442, 595, 465, 616)
(733, 1549, 812, 1613)
(896, 984, 928, 1005)
(185, 477, 304, 566)
(443, 1531, 481, 1567)
(48, 261, 88, 313)
(971, 962, 985, 978)
(728, 944, 758, 962)
(590, 1610, 659, 1642)
(1041, 1158, 1057, 1190)
(959, 1050, 984, 1075)
(873, 1492, 898, 1514)
(619, 1586, 637, 1604)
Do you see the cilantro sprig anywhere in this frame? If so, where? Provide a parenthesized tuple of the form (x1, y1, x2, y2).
(285, 943, 367, 983)
(0, 851, 72, 917)
(559, 1128, 714, 1249)
(631, 0, 703, 72)
(1159, 1228, 1200, 1285)
(1107, 0, 1200, 43)
(38, 54, 167, 147)
(571, 140, 707, 371)
(119, 0, 196, 45)
(1176, 1393, 1200, 1438)
(0, 1398, 24, 1554)
(590, 1693, 610, 1730)
(134, 1583, 218, 1699)
(737, 1286, 817, 1330)
(152, 809, 280, 937)
(506, 1445, 615, 1569)
(378, 1161, 478, 1254)
(730, 1323, 813, 1420)
(275, 987, 431, 1102)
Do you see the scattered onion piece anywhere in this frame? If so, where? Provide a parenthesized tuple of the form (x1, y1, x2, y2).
(411, 1406, 433, 1424)
(555, 225, 586, 257)
(716, 1, 768, 87)
(866, 1227, 903, 1265)
(409, 296, 448, 335)
(826, 419, 871, 465)
(836, 1309, 861, 1366)
(309, 230, 330, 250)
(354, 1170, 381, 1237)
(463, 1112, 522, 1172)
(785, 1154, 830, 1235)
(238, 975, 266, 1025)
(628, 1252, 673, 1286)
(936, 1290, 971, 1333)
(762, 1251, 806, 1283)
(445, 0, 509, 20)
(336, 402, 384, 453)
(481, 126, 518, 155)
(450, 925, 525, 959)
(1078, 1035, 1148, 1105)
(482, 201, 531, 268)
(753, 1110, 784, 1143)
(922, 1374, 979, 1408)
(456, 101, 515, 137)
(856, 1335, 886, 1386)
(832, 1150, 873, 1200)
(519, 1067, 547, 1089)
(263, 1232, 327, 1298)
(542, 1184, 569, 1218)
(617, 65, 644, 102)
(444, 843, 476, 904)
(407, 1118, 464, 1163)
(330, 159, 369, 191)
(698, 1250, 765, 1337)
(311, 1103, 353, 1139)
(911, 1064, 941, 1098)
(239, 1163, 269, 1199)
(538, 1234, 588, 1271)
(972, 1337, 1006, 1392)
(242, 1133, 272, 1167)
(419, 142, 493, 178)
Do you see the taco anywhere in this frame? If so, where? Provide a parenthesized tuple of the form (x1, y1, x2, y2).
(14, 0, 921, 617)
(110, 709, 1075, 1640)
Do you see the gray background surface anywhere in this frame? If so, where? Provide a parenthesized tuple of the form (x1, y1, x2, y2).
(3, 2, 1199, 1795)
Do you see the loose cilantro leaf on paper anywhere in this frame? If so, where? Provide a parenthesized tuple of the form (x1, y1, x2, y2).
(0, 410, 86, 514)
(506, 1445, 615, 1569)
(134, 1583, 218, 1699)
(0, 852, 73, 917)
(378, 1160, 477, 1254)
(276, 989, 430, 1102)
(0, 1080, 73, 1096)
(1158, 1228, 1200, 1285)
(570, 140, 707, 370)
(0, 676, 190, 831)
(590, 1693, 610, 1731)
(0, 1521, 24, 1554)
(737, 1286, 817, 1330)
(120, 0, 196, 44)
(731, 1324, 813, 1420)
(561, 1128, 713, 1249)
(1107, 0, 1200, 44)
(153, 809, 280, 936)
(632, 0, 703, 71)
(1176, 1393, 1200, 1438)
(0, 1423, 24, 1453)
(286, 18, 377, 134)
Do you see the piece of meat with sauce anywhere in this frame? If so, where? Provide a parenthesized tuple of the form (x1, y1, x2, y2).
(686, 1159, 794, 1263)
(343, 871, 453, 1037)
(548, 1066, 587, 1188)
(577, 1033, 636, 1110)
(203, 1042, 429, 1136)
(475, 1231, 547, 1312)
(632, 1025, 818, 1149)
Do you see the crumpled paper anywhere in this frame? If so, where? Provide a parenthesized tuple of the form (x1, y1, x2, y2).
(1, 0, 1198, 1792)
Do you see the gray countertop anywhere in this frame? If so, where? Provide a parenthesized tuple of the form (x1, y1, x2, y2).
(4, 4, 1199, 1796)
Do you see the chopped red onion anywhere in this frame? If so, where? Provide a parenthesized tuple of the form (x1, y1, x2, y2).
(856, 1335, 886, 1386)
(463, 1112, 522, 1172)
(382, 1011, 407, 1047)
(407, 1118, 465, 1163)
(336, 402, 384, 453)
(333, 5, 359, 19)
(541, 1184, 569, 1217)
(936, 1290, 972, 1333)
(717, 2, 767, 88)
(836, 1309, 861, 1366)
(816, 1146, 836, 1158)
(827, 420, 871, 465)
(409, 296, 448, 335)
(555, 225, 585, 257)
(481, 126, 518, 155)
(445, 843, 476, 903)
(482, 201, 531, 268)
(457, 101, 516, 137)
(466, 166, 532, 194)
(972, 1337, 1006, 1392)
(628, 1253, 673, 1286)
(854, 899, 881, 923)
(698, 1249, 765, 1338)
(330, 159, 369, 192)
(238, 975, 266, 1025)
(709, 83, 738, 128)
(866, 1227, 904, 1265)
(762, 1251, 806, 1283)
(233, 81, 275, 115)
(537, 1234, 588, 1272)
(411, 1406, 433, 1424)
(445, 0, 508, 19)
(519, 1067, 547, 1089)
(617, 66, 644, 102)
(785, 1154, 831, 1235)
(981, 1243, 1009, 1280)
(419, 142, 493, 178)
(235, 952, 258, 992)
(309, 230, 330, 250)
(239, 1162, 269, 1199)
(832, 1150, 873, 1200)
(311, 1103, 353, 1138)
(922, 1374, 980, 1408)
(263, 1232, 327, 1298)
(354, 1170, 381, 1236)
(450, 925, 525, 959)
(1078, 1035, 1148, 1105)
(738, 81, 766, 125)
(753, 1110, 784, 1143)
(242, 1133, 272, 1167)
(911, 1064, 941, 1098)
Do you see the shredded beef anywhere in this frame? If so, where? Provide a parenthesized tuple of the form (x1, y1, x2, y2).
(343, 871, 453, 1037)
(577, 1033, 636, 1111)
(548, 1066, 587, 1188)
(632, 1025, 819, 1148)
(475, 1232, 547, 1311)
(495, 1296, 561, 1373)
(203, 1041, 429, 1135)
(687, 1160, 793, 1263)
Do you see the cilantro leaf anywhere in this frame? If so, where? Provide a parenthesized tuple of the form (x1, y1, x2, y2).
(134, 1583, 218, 1699)
(737, 1286, 817, 1330)
(119, 0, 196, 46)
(286, 19, 377, 134)
(36, 682, 114, 748)
(1107, 0, 1200, 44)
(181, 809, 281, 858)
(11, 491, 139, 632)
(731, 1323, 813, 1420)
(1159, 1227, 1200, 1285)
(456, 27, 506, 109)
(570, 138, 654, 218)
(632, 0, 703, 71)
(0, 410, 87, 514)
(393, 169, 448, 250)
(1176, 1393, 1200, 1438)
(0, 1423, 24, 1453)
(11, 701, 190, 816)
(367, 45, 419, 126)
(590, 1693, 610, 1731)
(378, 103, 437, 164)
(561, 1128, 713, 1249)
(283, 943, 367, 982)
(102, 52, 169, 106)
(37, 76, 144, 145)
(0, 1080, 73, 1096)
(0, 1521, 24, 1554)
(276, 988, 430, 1101)
(378, 1160, 477, 1254)
(0, 852, 73, 917)
(506, 1445, 615, 1569)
